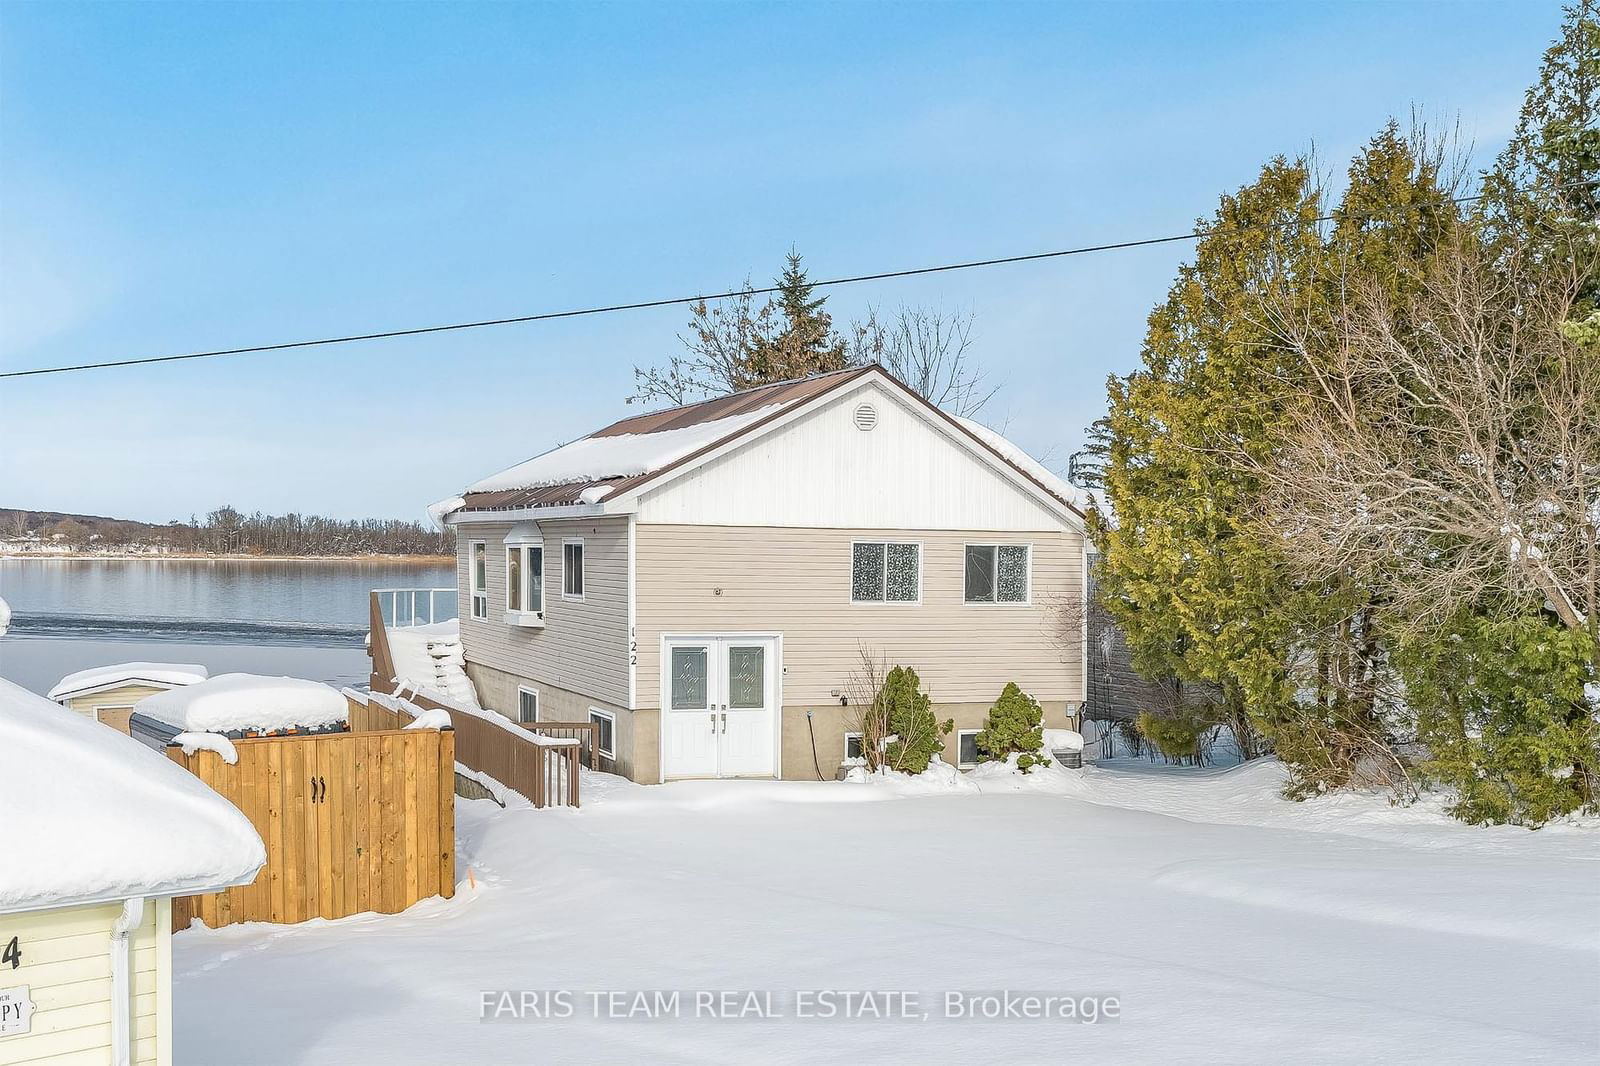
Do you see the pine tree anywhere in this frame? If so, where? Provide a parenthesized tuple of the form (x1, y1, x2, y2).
(974, 682, 1047, 772)
(748, 251, 851, 382)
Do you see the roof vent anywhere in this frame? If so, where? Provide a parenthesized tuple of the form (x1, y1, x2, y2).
(852, 403, 878, 431)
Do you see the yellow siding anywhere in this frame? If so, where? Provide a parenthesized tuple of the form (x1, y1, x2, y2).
(63, 684, 170, 723)
(0, 898, 169, 1066)
(636, 524, 1085, 709)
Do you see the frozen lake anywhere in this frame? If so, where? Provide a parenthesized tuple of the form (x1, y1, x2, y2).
(0, 557, 455, 695)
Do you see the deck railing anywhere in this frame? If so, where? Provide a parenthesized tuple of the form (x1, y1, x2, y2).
(366, 592, 584, 808)
(374, 587, 457, 628)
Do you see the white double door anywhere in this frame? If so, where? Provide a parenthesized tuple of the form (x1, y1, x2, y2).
(662, 636, 778, 779)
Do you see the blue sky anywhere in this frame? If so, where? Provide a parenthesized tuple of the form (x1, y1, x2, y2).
(0, 1, 1564, 523)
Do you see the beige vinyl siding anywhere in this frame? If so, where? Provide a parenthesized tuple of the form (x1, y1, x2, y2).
(0, 898, 170, 1066)
(455, 516, 630, 710)
(635, 524, 1084, 710)
(62, 684, 172, 735)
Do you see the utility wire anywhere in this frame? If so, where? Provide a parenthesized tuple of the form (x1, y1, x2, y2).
(3, 179, 1592, 381)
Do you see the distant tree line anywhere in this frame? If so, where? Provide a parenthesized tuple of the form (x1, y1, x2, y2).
(3, 505, 453, 557)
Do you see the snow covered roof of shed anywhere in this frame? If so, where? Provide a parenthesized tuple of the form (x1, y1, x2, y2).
(135, 673, 348, 735)
(48, 661, 209, 702)
(0, 677, 264, 914)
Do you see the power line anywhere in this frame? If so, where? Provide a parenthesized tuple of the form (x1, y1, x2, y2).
(2, 180, 1591, 381)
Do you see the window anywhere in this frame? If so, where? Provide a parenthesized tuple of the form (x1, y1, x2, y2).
(517, 687, 539, 724)
(589, 708, 615, 758)
(469, 542, 488, 619)
(844, 732, 864, 761)
(563, 540, 585, 599)
(851, 541, 920, 603)
(964, 544, 1030, 604)
(958, 729, 981, 768)
(506, 544, 544, 615)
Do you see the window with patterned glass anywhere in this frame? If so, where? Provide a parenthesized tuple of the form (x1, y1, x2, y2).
(670, 646, 708, 709)
(965, 544, 1029, 603)
(851, 541, 919, 602)
(727, 646, 765, 708)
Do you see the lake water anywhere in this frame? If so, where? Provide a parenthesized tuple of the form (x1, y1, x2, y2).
(0, 558, 456, 696)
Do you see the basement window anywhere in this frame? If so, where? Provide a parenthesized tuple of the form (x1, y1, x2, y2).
(517, 687, 539, 724)
(589, 707, 615, 759)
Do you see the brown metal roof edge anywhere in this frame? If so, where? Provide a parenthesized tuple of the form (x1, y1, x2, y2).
(589, 366, 869, 438)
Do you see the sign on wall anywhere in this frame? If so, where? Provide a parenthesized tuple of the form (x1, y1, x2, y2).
(0, 984, 34, 1037)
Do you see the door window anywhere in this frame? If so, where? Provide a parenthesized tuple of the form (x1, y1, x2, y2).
(727, 646, 765, 709)
(670, 646, 708, 709)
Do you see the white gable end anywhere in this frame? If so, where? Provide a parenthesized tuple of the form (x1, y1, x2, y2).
(635, 381, 1069, 531)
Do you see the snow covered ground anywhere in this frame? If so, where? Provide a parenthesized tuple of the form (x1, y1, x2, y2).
(173, 760, 1599, 1064)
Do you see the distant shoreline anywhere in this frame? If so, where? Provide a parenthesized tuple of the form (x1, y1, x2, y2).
(1, 553, 455, 564)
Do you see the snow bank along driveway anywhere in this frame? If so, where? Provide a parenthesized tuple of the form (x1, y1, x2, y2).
(173, 762, 1599, 1065)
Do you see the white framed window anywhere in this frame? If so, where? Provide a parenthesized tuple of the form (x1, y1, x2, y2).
(469, 541, 488, 619)
(517, 686, 539, 724)
(844, 732, 864, 761)
(964, 543, 1030, 604)
(505, 544, 544, 615)
(588, 707, 615, 758)
(850, 541, 920, 603)
(563, 539, 585, 600)
(957, 729, 981, 769)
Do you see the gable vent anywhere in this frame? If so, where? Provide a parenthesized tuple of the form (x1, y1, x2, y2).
(852, 402, 878, 431)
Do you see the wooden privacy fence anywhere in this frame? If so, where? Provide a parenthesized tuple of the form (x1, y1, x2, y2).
(169, 726, 455, 929)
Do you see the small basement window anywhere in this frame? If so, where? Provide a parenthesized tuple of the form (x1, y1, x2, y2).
(958, 730, 981, 769)
(517, 687, 539, 724)
(851, 541, 920, 603)
(844, 732, 864, 761)
(564, 540, 585, 599)
(964, 544, 1030, 604)
(589, 707, 615, 758)
(469, 542, 488, 619)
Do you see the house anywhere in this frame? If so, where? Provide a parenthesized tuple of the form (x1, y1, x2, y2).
(0, 678, 264, 1066)
(428, 365, 1090, 784)
(48, 663, 209, 735)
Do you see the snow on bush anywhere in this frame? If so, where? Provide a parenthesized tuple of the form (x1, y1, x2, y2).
(137, 673, 347, 734)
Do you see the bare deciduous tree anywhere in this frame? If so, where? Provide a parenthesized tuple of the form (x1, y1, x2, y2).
(853, 306, 996, 415)
(1261, 222, 1600, 650)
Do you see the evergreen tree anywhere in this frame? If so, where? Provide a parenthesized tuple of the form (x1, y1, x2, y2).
(748, 251, 851, 382)
(1090, 158, 1325, 772)
(974, 682, 1047, 772)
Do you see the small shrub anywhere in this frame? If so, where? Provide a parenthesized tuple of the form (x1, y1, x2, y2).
(975, 682, 1048, 772)
(1135, 710, 1212, 765)
(877, 666, 953, 774)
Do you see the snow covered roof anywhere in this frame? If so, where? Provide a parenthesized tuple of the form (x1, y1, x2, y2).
(954, 416, 1096, 516)
(438, 365, 1089, 525)
(48, 661, 209, 702)
(444, 367, 873, 517)
(135, 673, 348, 734)
(0, 677, 264, 914)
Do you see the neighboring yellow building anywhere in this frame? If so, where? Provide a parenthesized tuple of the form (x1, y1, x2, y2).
(0, 678, 264, 1066)
(47, 664, 208, 736)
